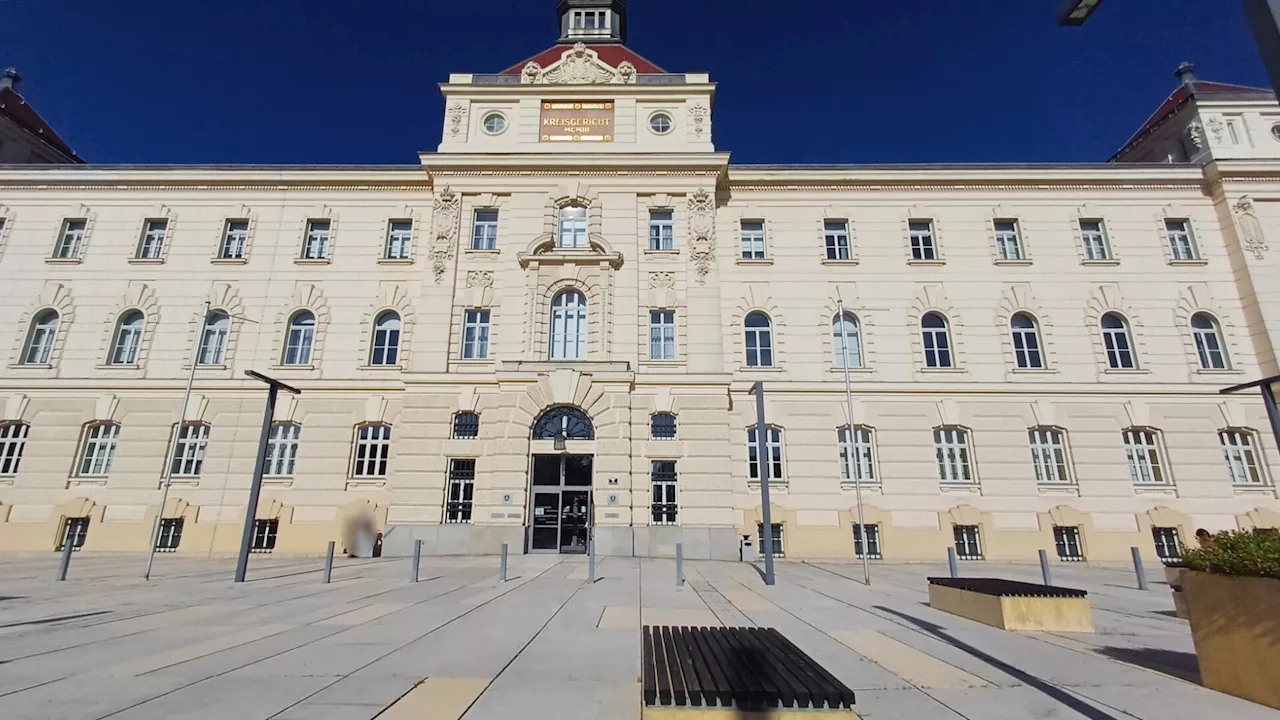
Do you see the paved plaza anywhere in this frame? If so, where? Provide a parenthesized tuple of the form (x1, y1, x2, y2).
(0, 552, 1277, 719)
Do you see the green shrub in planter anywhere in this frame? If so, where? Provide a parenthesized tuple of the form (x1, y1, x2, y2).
(1182, 531, 1280, 579)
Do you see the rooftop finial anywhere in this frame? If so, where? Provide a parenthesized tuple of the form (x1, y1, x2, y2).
(1175, 62, 1197, 86)
(0, 67, 20, 92)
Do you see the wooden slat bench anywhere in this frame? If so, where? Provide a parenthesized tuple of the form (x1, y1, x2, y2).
(642, 626, 857, 717)
(927, 577, 1093, 633)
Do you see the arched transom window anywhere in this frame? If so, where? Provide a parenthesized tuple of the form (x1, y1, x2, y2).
(532, 406, 595, 440)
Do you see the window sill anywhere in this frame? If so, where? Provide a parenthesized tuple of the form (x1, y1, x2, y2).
(182, 363, 229, 372)
(128, 257, 165, 265)
(1168, 259, 1208, 267)
(1081, 259, 1120, 267)
(920, 367, 966, 374)
(840, 482, 881, 494)
(0, 478, 12, 487)
(827, 366, 874, 374)
(907, 259, 945, 267)
(1102, 368, 1151, 375)
(748, 481, 788, 494)
(736, 258, 773, 266)
(165, 478, 200, 488)
(644, 249, 680, 256)
(739, 365, 785, 373)
(1134, 484, 1177, 495)
(347, 479, 386, 489)
(993, 259, 1033, 266)
(1194, 368, 1242, 376)
(269, 364, 316, 372)
(455, 358, 495, 367)
(940, 483, 982, 494)
(821, 258, 859, 267)
(294, 258, 331, 265)
(464, 248, 501, 256)
(45, 256, 83, 265)
(263, 477, 294, 488)
(1234, 484, 1276, 495)
(8, 363, 52, 370)
(68, 478, 107, 487)
(211, 257, 247, 265)
(377, 258, 414, 265)
(358, 365, 403, 371)
(1011, 368, 1056, 375)
(1038, 484, 1080, 496)
(96, 364, 141, 371)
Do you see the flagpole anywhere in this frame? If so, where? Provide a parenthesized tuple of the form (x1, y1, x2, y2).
(838, 299, 871, 586)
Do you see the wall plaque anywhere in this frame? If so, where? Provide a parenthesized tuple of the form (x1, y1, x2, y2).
(540, 101, 614, 142)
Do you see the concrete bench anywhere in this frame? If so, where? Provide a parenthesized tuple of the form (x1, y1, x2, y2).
(928, 577, 1094, 633)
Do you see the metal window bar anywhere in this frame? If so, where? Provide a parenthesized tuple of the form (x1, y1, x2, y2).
(651, 460, 678, 525)
(651, 413, 677, 440)
(953, 525, 983, 560)
(156, 518, 184, 552)
(852, 524, 881, 559)
(757, 523, 784, 557)
(1054, 526, 1084, 561)
(1152, 526, 1182, 561)
(59, 517, 90, 551)
(0, 422, 29, 475)
(445, 459, 476, 523)
(251, 519, 278, 552)
(453, 413, 480, 439)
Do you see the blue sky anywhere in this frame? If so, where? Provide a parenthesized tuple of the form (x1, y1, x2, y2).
(0, 0, 1264, 165)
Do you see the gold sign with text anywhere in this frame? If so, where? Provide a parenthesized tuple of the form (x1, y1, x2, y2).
(540, 101, 614, 143)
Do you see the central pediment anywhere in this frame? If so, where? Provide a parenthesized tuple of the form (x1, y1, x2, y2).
(522, 43, 637, 85)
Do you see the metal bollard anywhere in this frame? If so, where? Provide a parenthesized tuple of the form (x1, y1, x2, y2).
(500, 543, 508, 583)
(1039, 549, 1052, 586)
(676, 542, 684, 587)
(56, 537, 74, 581)
(588, 536, 596, 584)
(947, 547, 959, 578)
(411, 539, 422, 583)
(1131, 546, 1149, 591)
(323, 541, 335, 584)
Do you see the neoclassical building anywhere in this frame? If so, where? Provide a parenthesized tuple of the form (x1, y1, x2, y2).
(2, 1, 1280, 562)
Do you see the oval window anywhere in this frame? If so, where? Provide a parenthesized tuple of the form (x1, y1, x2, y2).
(649, 112, 673, 135)
(483, 113, 508, 135)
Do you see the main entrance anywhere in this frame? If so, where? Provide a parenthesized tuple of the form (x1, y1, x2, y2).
(529, 455, 593, 553)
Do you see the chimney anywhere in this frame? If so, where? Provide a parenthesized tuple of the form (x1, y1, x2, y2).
(0, 68, 19, 92)
(1175, 62, 1197, 87)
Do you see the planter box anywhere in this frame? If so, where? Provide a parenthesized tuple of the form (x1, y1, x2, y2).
(928, 578, 1093, 633)
(1184, 571, 1280, 710)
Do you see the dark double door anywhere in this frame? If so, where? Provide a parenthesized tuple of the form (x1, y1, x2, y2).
(529, 455, 593, 553)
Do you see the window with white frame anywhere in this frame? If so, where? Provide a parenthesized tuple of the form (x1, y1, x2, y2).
(993, 219, 1023, 260)
(1079, 219, 1110, 260)
(453, 412, 480, 439)
(740, 220, 766, 259)
(78, 422, 120, 476)
(0, 422, 29, 475)
(462, 309, 491, 360)
(833, 312, 862, 368)
(649, 210, 674, 250)
(472, 209, 499, 250)
(136, 219, 168, 259)
(265, 422, 300, 476)
(251, 519, 278, 552)
(221, 219, 249, 259)
(571, 8, 610, 33)
(1101, 312, 1136, 369)
(155, 518, 183, 551)
(909, 220, 936, 260)
(1152, 526, 1182, 561)
(385, 220, 413, 260)
(445, 459, 476, 523)
(1221, 429, 1266, 485)
(54, 219, 86, 259)
(953, 525, 983, 560)
(853, 524, 881, 559)
(1010, 313, 1044, 369)
(1054, 526, 1084, 561)
(744, 312, 774, 367)
(838, 425, 876, 484)
(934, 427, 973, 483)
(302, 219, 331, 259)
(747, 425, 785, 482)
(651, 413, 677, 440)
(550, 290, 588, 360)
(282, 311, 316, 366)
(352, 424, 391, 478)
(1123, 427, 1167, 485)
(558, 206, 588, 249)
(1029, 427, 1072, 484)
(110, 311, 145, 365)
(650, 310, 676, 361)
(23, 309, 59, 365)
(1165, 219, 1199, 260)
(921, 312, 953, 368)
(651, 460, 678, 525)
(1191, 312, 1229, 370)
(370, 311, 402, 366)
(198, 310, 230, 366)
(757, 523, 785, 557)
(824, 220, 850, 260)
(170, 423, 209, 477)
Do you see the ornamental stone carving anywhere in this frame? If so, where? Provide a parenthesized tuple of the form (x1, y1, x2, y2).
(1234, 196, 1269, 261)
(688, 188, 717, 284)
(466, 270, 494, 289)
(689, 104, 709, 138)
(447, 103, 467, 138)
(430, 186, 461, 284)
(649, 272, 674, 290)
(1205, 116, 1227, 146)
(1185, 121, 1204, 150)
(521, 42, 637, 85)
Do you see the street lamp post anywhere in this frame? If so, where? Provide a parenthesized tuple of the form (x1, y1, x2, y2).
(837, 300, 871, 586)
(1220, 374, 1280, 458)
(749, 382, 776, 586)
(235, 370, 301, 583)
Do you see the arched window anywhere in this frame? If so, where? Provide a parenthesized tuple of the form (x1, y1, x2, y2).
(651, 412, 677, 440)
(1191, 312, 1229, 370)
(453, 412, 480, 439)
(370, 311, 402, 366)
(197, 310, 230, 366)
(23, 309, 59, 365)
(832, 312, 862, 369)
(549, 290, 587, 360)
(744, 312, 774, 367)
(283, 311, 316, 366)
(558, 205, 588, 248)
(110, 310, 145, 365)
(532, 406, 595, 440)
(1010, 313, 1044, 369)
(1101, 312, 1135, 369)
(921, 312, 953, 368)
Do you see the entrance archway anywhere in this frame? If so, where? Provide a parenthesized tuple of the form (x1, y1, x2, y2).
(529, 406, 594, 553)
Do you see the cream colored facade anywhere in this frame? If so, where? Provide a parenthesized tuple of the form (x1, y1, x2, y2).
(3, 10, 1280, 562)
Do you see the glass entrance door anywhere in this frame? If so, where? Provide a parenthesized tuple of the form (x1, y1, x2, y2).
(528, 455, 593, 553)
(559, 490, 590, 553)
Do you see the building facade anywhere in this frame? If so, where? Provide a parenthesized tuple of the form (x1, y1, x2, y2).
(2, 1, 1280, 562)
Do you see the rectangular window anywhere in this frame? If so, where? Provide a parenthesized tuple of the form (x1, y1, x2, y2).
(747, 426, 785, 482)
(452, 413, 480, 440)
(1029, 427, 1072, 484)
(251, 519, 278, 552)
(221, 220, 249, 259)
(1165, 219, 1198, 260)
(649, 210, 674, 251)
(649, 310, 676, 361)
(1221, 429, 1266, 485)
(1124, 428, 1166, 485)
(156, 518, 184, 552)
(302, 220, 331, 259)
(170, 423, 209, 477)
(934, 427, 973, 484)
(740, 220, 766, 259)
(909, 220, 936, 260)
(838, 426, 875, 484)
(1054, 526, 1085, 561)
(1152, 526, 1182, 562)
(386, 220, 413, 260)
(824, 220, 850, 260)
(462, 309, 491, 360)
(993, 219, 1023, 261)
(651, 414, 677, 440)
(0, 422, 29, 475)
(651, 460, 678, 525)
(757, 523, 785, 558)
(266, 423, 300, 477)
(55, 219, 87, 259)
(352, 425, 391, 478)
(1079, 220, 1110, 260)
(59, 517, 90, 551)
(137, 219, 168, 259)
(472, 209, 499, 250)
(853, 524, 881, 559)
(953, 525, 982, 560)
(445, 459, 476, 523)
(78, 423, 120, 477)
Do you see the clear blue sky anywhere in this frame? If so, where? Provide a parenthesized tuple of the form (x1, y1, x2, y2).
(0, 0, 1263, 165)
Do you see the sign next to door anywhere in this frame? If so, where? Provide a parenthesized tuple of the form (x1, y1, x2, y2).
(540, 101, 614, 142)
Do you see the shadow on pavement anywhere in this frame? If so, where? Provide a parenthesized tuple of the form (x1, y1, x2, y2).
(874, 605, 1122, 720)
(0, 610, 112, 628)
(1095, 646, 1201, 684)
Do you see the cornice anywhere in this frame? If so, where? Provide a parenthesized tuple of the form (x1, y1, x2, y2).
(0, 165, 433, 191)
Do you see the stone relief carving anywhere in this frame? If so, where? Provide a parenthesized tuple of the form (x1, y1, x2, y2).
(648, 272, 674, 290)
(447, 103, 467, 138)
(430, 186, 461, 284)
(689, 104, 709, 138)
(687, 188, 717, 284)
(617, 61, 636, 84)
(466, 270, 494, 289)
(1185, 121, 1204, 150)
(521, 43, 637, 85)
(1234, 195, 1269, 261)
(1205, 116, 1227, 146)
